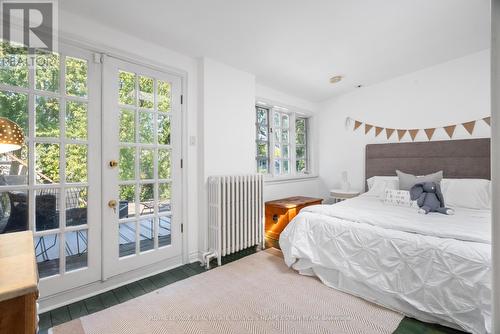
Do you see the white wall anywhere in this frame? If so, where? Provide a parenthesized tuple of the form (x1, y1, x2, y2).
(317, 50, 491, 198)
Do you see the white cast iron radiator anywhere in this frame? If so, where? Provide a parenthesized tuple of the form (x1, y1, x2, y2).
(203, 174, 264, 268)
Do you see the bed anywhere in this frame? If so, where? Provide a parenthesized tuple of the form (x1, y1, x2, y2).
(279, 138, 491, 334)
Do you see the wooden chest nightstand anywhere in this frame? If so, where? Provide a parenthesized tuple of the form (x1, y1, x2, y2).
(265, 196, 323, 241)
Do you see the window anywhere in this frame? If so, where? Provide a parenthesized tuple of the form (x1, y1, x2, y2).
(255, 104, 310, 177)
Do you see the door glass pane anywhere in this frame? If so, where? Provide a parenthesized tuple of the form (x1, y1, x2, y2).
(119, 185, 135, 219)
(158, 150, 170, 179)
(119, 222, 136, 257)
(274, 160, 281, 175)
(139, 76, 154, 109)
(274, 129, 281, 143)
(274, 144, 281, 158)
(139, 112, 154, 143)
(66, 144, 88, 183)
(139, 183, 154, 216)
(297, 159, 306, 173)
(139, 218, 154, 252)
(119, 109, 135, 142)
(158, 183, 170, 214)
(296, 146, 305, 159)
(256, 108, 267, 124)
(35, 52, 60, 92)
(65, 229, 88, 272)
(157, 114, 170, 145)
(157, 80, 171, 112)
(65, 57, 88, 97)
(35, 143, 60, 184)
(257, 126, 267, 141)
(118, 71, 135, 106)
(282, 145, 289, 159)
(282, 129, 289, 143)
(119, 147, 135, 180)
(35, 96, 60, 137)
(140, 149, 154, 179)
(66, 187, 87, 227)
(0, 90, 28, 133)
(257, 159, 268, 174)
(273, 112, 280, 128)
(35, 189, 59, 231)
(0, 145, 28, 185)
(257, 143, 267, 157)
(158, 216, 171, 247)
(66, 101, 87, 140)
(0, 42, 28, 87)
(283, 160, 290, 174)
(34, 233, 60, 278)
(282, 114, 289, 128)
(0, 190, 28, 233)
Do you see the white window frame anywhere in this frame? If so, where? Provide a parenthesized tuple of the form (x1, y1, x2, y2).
(255, 101, 312, 180)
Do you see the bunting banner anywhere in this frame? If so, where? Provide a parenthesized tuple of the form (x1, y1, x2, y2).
(346, 116, 491, 141)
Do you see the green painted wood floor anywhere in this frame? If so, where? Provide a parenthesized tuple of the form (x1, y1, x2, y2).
(38, 247, 467, 334)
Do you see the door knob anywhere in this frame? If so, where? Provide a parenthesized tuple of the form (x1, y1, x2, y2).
(109, 160, 118, 168)
(108, 200, 117, 213)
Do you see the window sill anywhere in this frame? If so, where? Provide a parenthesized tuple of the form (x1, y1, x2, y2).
(264, 174, 318, 185)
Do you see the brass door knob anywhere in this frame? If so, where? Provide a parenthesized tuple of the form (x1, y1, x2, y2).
(109, 160, 118, 168)
(108, 200, 117, 213)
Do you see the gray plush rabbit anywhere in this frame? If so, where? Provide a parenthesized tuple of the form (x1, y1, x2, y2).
(410, 182, 455, 215)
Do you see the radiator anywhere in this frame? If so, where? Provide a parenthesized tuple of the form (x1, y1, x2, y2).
(203, 174, 264, 268)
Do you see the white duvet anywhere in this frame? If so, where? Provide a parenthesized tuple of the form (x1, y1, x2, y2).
(279, 195, 491, 334)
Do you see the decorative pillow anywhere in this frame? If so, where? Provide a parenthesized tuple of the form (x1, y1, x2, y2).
(366, 176, 399, 190)
(441, 178, 491, 210)
(396, 170, 443, 191)
(383, 189, 419, 208)
(364, 178, 398, 199)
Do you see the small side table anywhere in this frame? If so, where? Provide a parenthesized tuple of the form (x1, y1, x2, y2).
(330, 189, 360, 203)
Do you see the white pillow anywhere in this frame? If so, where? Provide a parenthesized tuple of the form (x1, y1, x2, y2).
(441, 179, 491, 210)
(383, 189, 419, 208)
(367, 176, 399, 190)
(364, 178, 398, 199)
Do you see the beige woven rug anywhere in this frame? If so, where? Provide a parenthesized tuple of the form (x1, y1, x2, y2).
(51, 249, 403, 334)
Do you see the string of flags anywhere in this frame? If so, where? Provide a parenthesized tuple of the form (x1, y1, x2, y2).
(345, 116, 491, 141)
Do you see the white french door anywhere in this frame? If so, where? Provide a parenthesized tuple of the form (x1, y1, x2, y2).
(101, 56, 183, 279)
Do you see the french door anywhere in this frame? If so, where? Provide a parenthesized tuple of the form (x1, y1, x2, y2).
(101, 56, 183, 279)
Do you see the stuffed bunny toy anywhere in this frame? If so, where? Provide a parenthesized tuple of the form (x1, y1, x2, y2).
(410, 182, 455, 215)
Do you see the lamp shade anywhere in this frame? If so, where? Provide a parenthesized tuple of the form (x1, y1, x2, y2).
(0, 117, 24, 154)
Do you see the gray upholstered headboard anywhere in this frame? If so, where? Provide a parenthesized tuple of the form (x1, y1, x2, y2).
(365, 138, 491, 189)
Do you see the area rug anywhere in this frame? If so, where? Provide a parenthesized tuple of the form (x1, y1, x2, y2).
(51, 249, 403, 334)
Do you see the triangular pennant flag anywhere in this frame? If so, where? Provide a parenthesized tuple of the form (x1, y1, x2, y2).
(483, 117, 491, 126)
(462, 121, 476, 135)
(375, 127, 384, 137)
(397, 129, 407, 141)
(424, 128, 436, 141)
(386, 128, 395, 139)
(444, 125, 456, 138)
(365, 124, 373, 134)
(409, 129, 419, 141)
(354, 121, 362, 130)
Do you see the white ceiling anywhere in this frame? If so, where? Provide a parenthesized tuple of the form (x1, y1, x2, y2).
(60, 0, 490, 102)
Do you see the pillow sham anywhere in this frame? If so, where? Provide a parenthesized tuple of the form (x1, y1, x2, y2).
(397, 170, 443, 191)
(383, 189, 419, 208)
(441, 178, 491, 210)
(366, 176, 399, 190)
(364, 178, 398, 199)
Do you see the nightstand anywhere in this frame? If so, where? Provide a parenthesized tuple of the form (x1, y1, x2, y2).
(265, 196, 323, 243)
(330, 189, 360, 203)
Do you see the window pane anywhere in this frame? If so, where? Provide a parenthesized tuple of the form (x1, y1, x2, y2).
(66, 187, 88, 227)
(119, 222, 136, 257)
(283, 160, 290, 174)
(296, 118, 306, 134)
(257, 159, 268, 174)
(256, 107, 267, 125)
(65, 230, 88, 272)
(35, 96, 59, 137)
(0, 42, 28, 87)
(159, 216, 171, 247)
(297, 159, 307, 173)
(36, 52, 59, 92)
(159, 183, 171, 214)
(139, 112, 154, 143)
(66, 144, 88, 183)
(0, 145, 28, 185)
(296, 146, 306, 159)
(119, 109, 135, 143)
(274, 143, 281, 158)
(119, 185, 135, 219)
(34, 233, 60, 278)
(282, 114, 289, 128)
(282, 145, 289, 159)
(158, 149, 171, 179)
(139, 183, 154, 216)
(35, 143, 60, 184)
(66, 57, 88, 97)
(140, 149, 154, 179)
(35, 189, 59, 231)
(257, 143, 267, 157)
(139, 218, 154, 252)
(119, 147, 135, 180)
(66, 101, 87, 140)
(158, 114, 170, 145)
(274, 160, 281, 175)
(139, 76, 154, 109)
(296, 133, 306, 145)
(158, 80, 171, 112)
(282, 129, 289, 143)
(119, 71, 135, 106)
(273, 112, 280, 128)
(274, 129, 281, 143)
(257, 126, 268, 141)
(0, 90, 28, 133)
(0, 190, 28, 233)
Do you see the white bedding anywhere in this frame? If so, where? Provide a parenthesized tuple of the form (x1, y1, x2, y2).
(279, 195, 491, 334)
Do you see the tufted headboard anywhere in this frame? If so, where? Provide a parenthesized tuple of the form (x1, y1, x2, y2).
(365, 138, 491, 189)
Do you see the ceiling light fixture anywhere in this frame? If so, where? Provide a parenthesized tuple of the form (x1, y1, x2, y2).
(330, 75, 343, 84)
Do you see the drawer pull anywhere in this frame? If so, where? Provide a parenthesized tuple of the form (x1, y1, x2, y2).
(272, 214, 279, 223)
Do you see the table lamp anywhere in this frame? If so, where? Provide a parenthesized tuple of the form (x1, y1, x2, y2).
(0, 117, 24, 154)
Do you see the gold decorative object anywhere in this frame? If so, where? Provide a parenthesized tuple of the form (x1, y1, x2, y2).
(0, 117, 24, 154)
